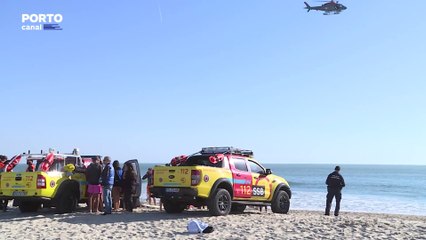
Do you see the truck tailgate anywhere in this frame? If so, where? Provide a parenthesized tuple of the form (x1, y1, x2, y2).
(153, 166, 193, 188)
(0, 172, 38, 196)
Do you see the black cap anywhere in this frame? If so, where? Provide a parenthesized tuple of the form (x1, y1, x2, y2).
(335, 166, 341, 171)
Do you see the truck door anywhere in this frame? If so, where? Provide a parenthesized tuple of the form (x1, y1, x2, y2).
(247, 160, 271, 200)
(230, 157, 252, 198)
(124, 159, 141, 206)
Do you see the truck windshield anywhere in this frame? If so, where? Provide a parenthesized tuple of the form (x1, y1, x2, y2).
(181, 155, 224, 168)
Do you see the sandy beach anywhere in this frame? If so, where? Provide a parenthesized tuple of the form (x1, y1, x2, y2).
(0, 204, 425, 240)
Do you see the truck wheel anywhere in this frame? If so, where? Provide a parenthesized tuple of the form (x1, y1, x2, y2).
(208, 188, 232, 216)
(162, 200, 185, 214)
(271, 190, 290, 214)
(19, 202, 40, 213)
(56, 191, 77, 214)
(231, 204, 246, 214)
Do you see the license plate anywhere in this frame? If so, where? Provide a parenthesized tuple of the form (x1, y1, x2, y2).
(12, 191, 27, 196)
(165, 188, 180, 193)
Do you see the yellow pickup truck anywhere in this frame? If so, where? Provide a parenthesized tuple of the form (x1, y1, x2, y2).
(151, 147, 292, 216)
(0, 150, 93, 213)
(0, 150, 142, 213)
(0, 149, 141, 213)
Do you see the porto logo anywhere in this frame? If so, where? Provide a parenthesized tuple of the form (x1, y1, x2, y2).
(21, 14, 63, 31)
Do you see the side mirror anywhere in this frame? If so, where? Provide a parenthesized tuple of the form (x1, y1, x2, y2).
(265, 168, 272, 175)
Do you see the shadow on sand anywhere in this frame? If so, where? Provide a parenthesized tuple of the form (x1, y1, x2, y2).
(0, 205, 261, 225)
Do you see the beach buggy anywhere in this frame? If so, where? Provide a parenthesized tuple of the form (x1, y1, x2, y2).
(151, 147, 292, 216)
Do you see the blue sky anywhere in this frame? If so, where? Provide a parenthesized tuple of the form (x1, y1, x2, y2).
(1, 0, 425, 165)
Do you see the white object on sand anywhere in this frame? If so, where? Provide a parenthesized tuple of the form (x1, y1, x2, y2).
(187, 220, 209, 233)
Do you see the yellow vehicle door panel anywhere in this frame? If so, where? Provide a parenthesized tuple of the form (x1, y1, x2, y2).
(250, 173, 272, 200)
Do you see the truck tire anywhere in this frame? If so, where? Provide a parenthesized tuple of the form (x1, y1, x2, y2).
(19, 202, 40, 213)
(163, 199, 185, 214)
(271, 190, 290, 214)
(56, 191, 78, 214)
(231, 204, 246, 214)
(208, 188, 232, 216)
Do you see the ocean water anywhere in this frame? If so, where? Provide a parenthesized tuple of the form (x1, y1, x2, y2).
(12, 163, 426, 215)
(262, 164, 426, 216)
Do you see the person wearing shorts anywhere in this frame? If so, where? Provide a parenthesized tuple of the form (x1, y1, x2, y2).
(86, 157, 102, 213)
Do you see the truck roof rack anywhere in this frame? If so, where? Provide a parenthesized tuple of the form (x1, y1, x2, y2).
(200, 147, 254, 157)
(20, 148, 81, 159)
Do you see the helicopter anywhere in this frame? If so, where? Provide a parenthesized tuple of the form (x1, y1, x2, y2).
(304, 1, 347, 15)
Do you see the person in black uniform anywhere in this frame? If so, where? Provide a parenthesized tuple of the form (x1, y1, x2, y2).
(325, 166, 345, 216)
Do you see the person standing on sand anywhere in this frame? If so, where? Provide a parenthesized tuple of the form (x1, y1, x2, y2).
(122, 162, 137, 212)
(86, 157, 102, 213)
(142, 168, 156, 205)
(325, 166, 345, 216)
(112, 160, 123, 211)
(98, 158, 104, 212)
(101, 156, 114, 215)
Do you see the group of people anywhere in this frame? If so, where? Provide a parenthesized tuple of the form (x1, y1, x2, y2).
(85, 156, 138, 215)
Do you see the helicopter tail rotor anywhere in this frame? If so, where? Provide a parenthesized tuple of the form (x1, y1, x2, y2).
(304, 2, 311, 11)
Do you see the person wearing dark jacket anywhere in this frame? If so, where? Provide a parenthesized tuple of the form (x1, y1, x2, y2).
(101, 156, 114, 215)
(86, 157, 102, 213)
(325, 166, 346, 216)
(112, 160, 123, 211)
(122, 162, 137, 212)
